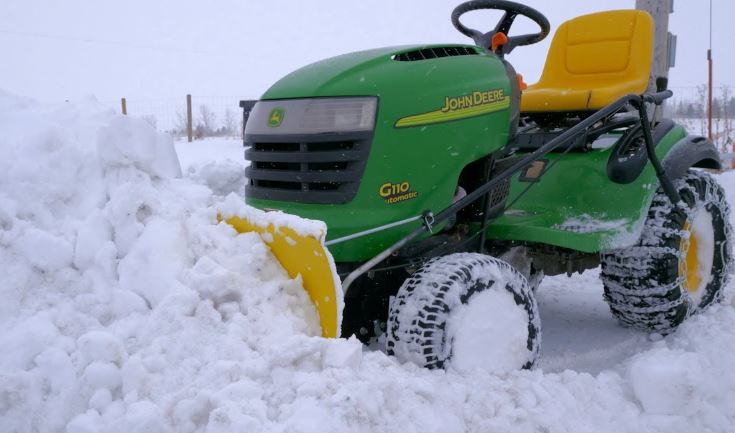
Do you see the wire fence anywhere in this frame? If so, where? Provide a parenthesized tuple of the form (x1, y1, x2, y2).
(666, 86, 734, 156)
(99, 95, 249, 139)
(666, 86, 733, 118)
(101, 86, 734, 155)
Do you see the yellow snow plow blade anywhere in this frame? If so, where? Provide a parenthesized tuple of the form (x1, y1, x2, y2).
(225, 215, 341, 338)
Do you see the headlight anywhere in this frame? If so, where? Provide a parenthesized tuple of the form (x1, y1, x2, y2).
(245, 97, 377, 135)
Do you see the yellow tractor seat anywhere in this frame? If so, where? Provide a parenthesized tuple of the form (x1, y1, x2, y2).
(520, 10, 654, 113)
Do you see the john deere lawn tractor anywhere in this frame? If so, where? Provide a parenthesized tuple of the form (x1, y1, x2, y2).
(229, 1, 733, 372)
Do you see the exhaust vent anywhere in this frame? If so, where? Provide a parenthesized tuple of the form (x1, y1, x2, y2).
(392, 46, 478, 62)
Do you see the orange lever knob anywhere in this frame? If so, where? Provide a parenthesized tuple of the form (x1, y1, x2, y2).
(491, 32, 509, 52)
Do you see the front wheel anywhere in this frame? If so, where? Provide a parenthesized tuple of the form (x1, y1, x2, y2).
(386, 253, 540, 373)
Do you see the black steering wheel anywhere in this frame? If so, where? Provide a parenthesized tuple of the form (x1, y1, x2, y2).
(452, 0, 550, 55)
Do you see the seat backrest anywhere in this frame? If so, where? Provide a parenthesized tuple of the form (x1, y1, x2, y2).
(536, 10, 654, 94)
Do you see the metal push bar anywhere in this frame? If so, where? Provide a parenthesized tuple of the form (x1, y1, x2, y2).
(341, 91, 674, 294)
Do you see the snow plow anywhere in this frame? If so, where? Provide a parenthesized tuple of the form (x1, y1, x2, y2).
(225, 214, 341, 338)
(228, 1, 733, 372)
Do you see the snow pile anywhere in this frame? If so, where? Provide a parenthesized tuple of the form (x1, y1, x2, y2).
(0, 92, 320, 433)
(2, 91, 735, 433)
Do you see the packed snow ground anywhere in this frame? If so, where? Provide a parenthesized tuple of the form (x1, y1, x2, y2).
(2, 92, 735, 432)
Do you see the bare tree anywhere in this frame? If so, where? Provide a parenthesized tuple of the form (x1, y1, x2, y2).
(223, 108, 237, 137)
(174, 110, 189, 137)
(197, 105, 217, 136)
(719, 86, 732, 154)
(141, 115, 157, 130)
(696, 84, 707, 137)
(238, 115, 244, 140)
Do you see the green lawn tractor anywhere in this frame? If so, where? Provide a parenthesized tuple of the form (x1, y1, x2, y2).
(228, 1, 733, 372)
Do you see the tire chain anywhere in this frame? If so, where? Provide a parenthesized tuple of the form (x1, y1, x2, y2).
(600, 171, 733, 332)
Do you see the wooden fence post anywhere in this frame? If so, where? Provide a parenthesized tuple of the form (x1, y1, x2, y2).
(121, 98, 127, 115)
(186, 94, 193, 142)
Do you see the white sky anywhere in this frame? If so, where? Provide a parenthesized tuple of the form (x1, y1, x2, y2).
(0, 0, 732, 102)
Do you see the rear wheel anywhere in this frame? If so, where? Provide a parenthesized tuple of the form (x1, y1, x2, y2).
(386, 253, 540, 373)
(600, 171, 733, 333)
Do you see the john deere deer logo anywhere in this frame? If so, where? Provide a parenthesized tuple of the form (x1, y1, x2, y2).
(268, 107, 284, 127)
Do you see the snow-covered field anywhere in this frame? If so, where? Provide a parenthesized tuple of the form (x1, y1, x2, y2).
(3, 92, 735, 432)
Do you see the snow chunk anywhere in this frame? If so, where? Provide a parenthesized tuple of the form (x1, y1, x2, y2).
(187, 255, 242, 305)
(628, 347, 700, 415)
(82, 361, 121, 391)
(322, 336, 363, 369)
(66, 411, 103, 433)
(219, 193, 326, 239)
(13, 228, 73, 272)
(76, 331, 125, 366)
(123, 400, 166, 433)
(118, 218, 190, 308)
(97, 116, 181, 179)
(112, 289, 149, 318)
(186, 160, 246, 197)
(448, 288, 530, 374)
(1, 313, 60, 370)
(88, 388, 113, 411)
(73, 210, 112, 271)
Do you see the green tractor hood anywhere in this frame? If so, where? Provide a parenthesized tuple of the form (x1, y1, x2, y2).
(246, 44, 518, 262)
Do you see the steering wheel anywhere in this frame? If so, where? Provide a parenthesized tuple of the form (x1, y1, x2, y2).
(451, 0, 550, 55)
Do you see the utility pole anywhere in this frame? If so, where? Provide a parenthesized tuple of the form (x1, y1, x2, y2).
(707, 0, 713, 141)
(636, 0, 675, 118)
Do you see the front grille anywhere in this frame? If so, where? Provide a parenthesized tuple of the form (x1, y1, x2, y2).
(244, 132, 372, 204)
(392, 46, 478, 62)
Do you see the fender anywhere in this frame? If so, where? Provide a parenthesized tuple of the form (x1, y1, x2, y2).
(607, 119, 675, 184)
(662, 135, 721, 179)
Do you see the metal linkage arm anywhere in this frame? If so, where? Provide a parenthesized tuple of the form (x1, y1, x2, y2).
(341, 92, 678, 294)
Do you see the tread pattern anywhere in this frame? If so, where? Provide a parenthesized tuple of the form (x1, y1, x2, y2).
(386, 253, 540, 370)
(600, 171, 733, 333)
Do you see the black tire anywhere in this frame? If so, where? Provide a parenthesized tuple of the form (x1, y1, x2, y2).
(600, 170, 733, 333)
(386, 253, 540, 372)
(526, 264, 544, 293)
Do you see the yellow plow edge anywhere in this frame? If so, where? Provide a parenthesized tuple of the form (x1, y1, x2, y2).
(225, 215, 341, 338)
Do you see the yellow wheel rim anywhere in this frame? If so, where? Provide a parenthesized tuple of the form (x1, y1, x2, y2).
(679, 220, 702, 294)
(679, 206, 715, 306)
